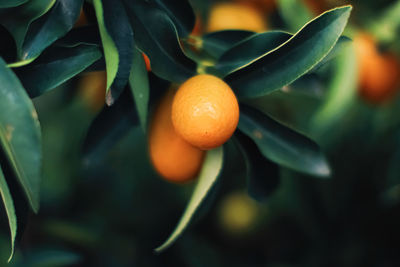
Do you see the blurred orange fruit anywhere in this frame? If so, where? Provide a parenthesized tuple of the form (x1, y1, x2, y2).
(354, 33, 400, 104)
(206, 3, 268, 33)
(149, 88, 205, 183)
(171, 74, 239, 150)
(233, 0, 276, 14)
(142, 53, 151, 71)
(77, 71, 106, 113)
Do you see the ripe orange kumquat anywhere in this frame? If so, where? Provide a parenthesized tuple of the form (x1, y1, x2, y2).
(171, 74, 239, 150)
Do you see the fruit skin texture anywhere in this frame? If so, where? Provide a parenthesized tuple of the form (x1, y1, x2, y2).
(206, 3, 267, 33)
(149, 89, 205, 183)
(172, 74, 239, 150)
(354, 33, 400, 104)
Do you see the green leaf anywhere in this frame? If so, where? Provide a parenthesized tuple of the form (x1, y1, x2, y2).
(124, 1, 197, 83)
(225, 6, 352, 99)
(0, 58, 41, 212)
(21, 0, 84, 60)
(0, 167, 17, 262)
(24, 249, 82, 267)
(129, 48, 150, 132)
(238, 104, 330, 177)
(201, 30, 254, 59)
(233, 132, 280, 202)
(369, 0, 400, 44)
(94, 0, 134, 105)
(216, 31, 292, 76)
(16, 44, 102, 98)
(155, 146, 224, 253)
(277, 0, 313, 32)
(0, 0, 28, 8)
(0, 0, 56, 59)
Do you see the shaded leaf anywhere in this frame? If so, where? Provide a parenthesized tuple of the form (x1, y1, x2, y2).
(233, 131, 280, 202)
(0, 0, 28, 8)
(0, 166, 17, 262)
(0, 58, 41, 212)
(129, 48, 150, 132)
(124, 1, 196, 82)
(94, 0, 134, 105)
(16, 44, 102, 98)
(238, 104, 330, 177)
(21, 0, 83, 60)
(225, 6, 352, 99)
(23, 249, 82, 267)
(56, 26, 102, 47)
(155, 146, 224, 253)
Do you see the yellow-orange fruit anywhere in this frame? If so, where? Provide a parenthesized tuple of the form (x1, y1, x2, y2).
(149, 89, 205, 183)
(171, 74, 239, 150)
(354, 33, 400, 104)
(206, 3, 268, 33)
(77, 71, 106, 113)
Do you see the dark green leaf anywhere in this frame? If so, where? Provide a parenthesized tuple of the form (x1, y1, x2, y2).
(0, 58, 41, 212)
(225, 6, 352, 99)
(16, 44, 102, 98)
(0, 0, 28, 8)
(124, 1, 197, 82)
(24, 249, 82, 267)
(233, 132, 280, 202)
(94, 0, 134, 105)
(0, 0, 56, 59)
(129, 47, 150, 132)
(0, 166, 17, 262)
(238, 104, 330, 177)
(155, 147, 224, 253)
(55, 26, 101, 47)
(216, 31, 292, 76)
(21, 0, 84, 60)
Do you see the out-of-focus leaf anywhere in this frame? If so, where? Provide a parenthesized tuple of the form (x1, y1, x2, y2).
(201, 30, 254, 59)
(124, 1, 196, 82)
(0, 0, 27, 8)
(238, 104, 330, 177)
(311, 36, 352, 71)
(129, 48, 149, 132)
(369, 0, 400, 44)
(21, 0, 83, 60)
(277, 0, 313, 32)
(23, 249, 82, 267)
(155, 147, 224, 253)
(216, 31, 292, 76)
(155, 0, 195, 37)
(0, 167, 17, 262)
(0, 0, 56, 58)
(225, 6, 352, 99)
(16, 44, 102, 98)
(94, 0, 134, 105)
(0, 58, 41, 212)
(233, 132, 280, 202)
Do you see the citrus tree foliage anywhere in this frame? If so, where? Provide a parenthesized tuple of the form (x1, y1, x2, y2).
(0, 0, 352, 260)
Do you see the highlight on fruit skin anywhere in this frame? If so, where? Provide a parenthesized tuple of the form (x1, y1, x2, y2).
(77, 71, 107, 113)
(148, 88, 205, 183)
(354, 33, 400, 104)
(206, 2, 268, 33)
(171, 74, 239, 150)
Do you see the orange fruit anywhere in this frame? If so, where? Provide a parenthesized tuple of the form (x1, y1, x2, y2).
(206, 3, 268, 33)
(354, 33, 400, 104)
(171, 74, 239, 150)
(149, 88, 205, 183)
(77, 71, 106, 113)
(142, 53, 151, 71)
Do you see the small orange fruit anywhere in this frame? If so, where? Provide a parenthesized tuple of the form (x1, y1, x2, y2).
(77, 71, 106, 113)
(142, 53, 151, 71)
(171, 74, 239, 150)
(206, 3, 268, 33)
(149, 88, 205, 183)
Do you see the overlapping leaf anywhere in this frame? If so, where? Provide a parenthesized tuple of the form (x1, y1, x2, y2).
(0, 58, 42, 212)
(225, 6, 352, 99)
(0, 0, 27, 8)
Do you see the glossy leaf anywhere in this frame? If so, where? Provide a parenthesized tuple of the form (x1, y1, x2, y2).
(238, 104, 330, 177)
(233, 132, 280, 202)
(129, 48, 150, 132)
(0, 0, 56, 59)
(0, 58, 41, 212)
(16, 44, 102, 98)
(94, 0, 134, 105)
(0, 166, 17, 262)
(216, 31, 292, 76)
(21, 0, 83, 60)
(201, 30, 254, 59)
(225, 6, 352, 99)
(155, 146, 224, 253)
(124, 1, 197, 82)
